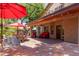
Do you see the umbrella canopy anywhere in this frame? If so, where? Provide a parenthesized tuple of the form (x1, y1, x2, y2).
(7, 23, 25, 35)
(0, 3, 27, 19)
(8, 23, 25, 27)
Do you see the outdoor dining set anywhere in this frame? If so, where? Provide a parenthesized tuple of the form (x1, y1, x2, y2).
(0, 3, 28, 48)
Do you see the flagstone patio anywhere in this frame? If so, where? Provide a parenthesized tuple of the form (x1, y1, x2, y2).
(0, 37, 79, 56)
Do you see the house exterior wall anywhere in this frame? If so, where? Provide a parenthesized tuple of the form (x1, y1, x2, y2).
(29, 15, 79, 44)
(45, 16, 78, 43)
(78, 16, 79, 43)
(63, 16, 78, 43)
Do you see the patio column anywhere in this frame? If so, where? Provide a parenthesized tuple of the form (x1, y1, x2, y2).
(36, 26, 40, 37)
(78, 16, 79, 43)
(40, 25, 44, 34)
(48, 24, 51, 38)
(29, 26, 32, 37)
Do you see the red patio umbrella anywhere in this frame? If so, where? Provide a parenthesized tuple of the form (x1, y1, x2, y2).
(0, 3, 27, 48)
(9, 23, 25, 27)
(8, 22, 25, 34)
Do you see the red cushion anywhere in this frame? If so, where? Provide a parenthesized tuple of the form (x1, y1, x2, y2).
(40, 32, 49, 38)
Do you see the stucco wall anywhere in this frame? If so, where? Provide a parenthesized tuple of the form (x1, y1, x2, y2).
(64, 17, 78, 43)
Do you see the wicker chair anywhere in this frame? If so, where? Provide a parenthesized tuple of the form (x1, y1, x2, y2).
(17, 30, 28, 42)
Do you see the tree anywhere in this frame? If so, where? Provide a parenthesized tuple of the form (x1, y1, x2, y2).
(21, 3, 44, 23)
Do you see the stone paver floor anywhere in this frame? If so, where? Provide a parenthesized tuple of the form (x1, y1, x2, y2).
(0, 37, 79, 56)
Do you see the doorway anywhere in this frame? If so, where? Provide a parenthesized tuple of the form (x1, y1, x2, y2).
(56, 25, 64, 40)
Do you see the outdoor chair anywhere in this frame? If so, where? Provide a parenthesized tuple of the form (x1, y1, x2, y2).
(31, 32, 36, 38)
(17, 31, 28, 42)
(39, 32, 49, 38)
(11, 36, 21, 47)
(3, 36, 12, 48)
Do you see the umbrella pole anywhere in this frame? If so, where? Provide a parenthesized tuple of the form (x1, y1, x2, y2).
(17, 27, 18, 35)
(0, 4, 3, 49)
(1, 18, 4, 49)
(16, 27, 18, 39)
